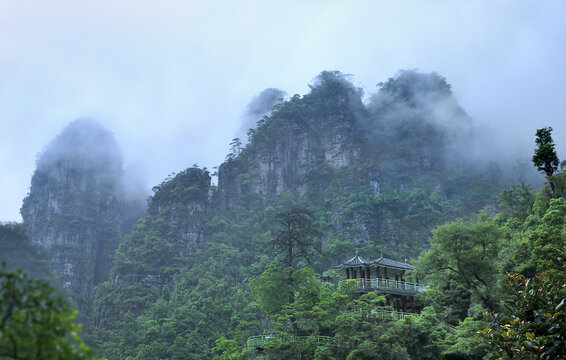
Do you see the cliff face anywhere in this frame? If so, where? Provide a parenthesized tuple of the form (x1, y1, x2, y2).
(99, 167, 210, 316)
(217, 71, 480, 254)
(218, 72, 365, 207)
(21, 119, 125, 310)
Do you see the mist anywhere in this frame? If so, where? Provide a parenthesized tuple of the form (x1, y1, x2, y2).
(236, 88, 286, 146)
(24, 119, 149, 229)
(1, 1, 565, 221)
(36, 118, 123, 174)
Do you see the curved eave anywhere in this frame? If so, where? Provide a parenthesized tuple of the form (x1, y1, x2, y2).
(333, 256, 414, 271)
(332, 254, 369, 269)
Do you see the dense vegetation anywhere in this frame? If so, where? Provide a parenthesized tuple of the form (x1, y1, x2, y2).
(1, 70, 564, 359)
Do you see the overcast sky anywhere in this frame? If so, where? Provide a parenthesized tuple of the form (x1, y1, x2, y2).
(1, 1, 565, 222)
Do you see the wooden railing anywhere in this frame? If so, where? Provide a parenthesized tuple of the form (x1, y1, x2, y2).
(247, 334, 276, 348)
(340, 277, 425, 294)
(246, 309, 420, 349)
(247, 334, 347, 348)
(347, 308, 419, 321)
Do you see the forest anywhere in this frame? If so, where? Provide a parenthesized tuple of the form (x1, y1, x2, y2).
(1, 70, 565, 359)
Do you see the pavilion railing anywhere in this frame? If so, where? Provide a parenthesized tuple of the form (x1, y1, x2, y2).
(347, 307, 419, 321)
(246, 334, 348, 348)
(246, 309, 419, 349)
(340, 277, 425, 294)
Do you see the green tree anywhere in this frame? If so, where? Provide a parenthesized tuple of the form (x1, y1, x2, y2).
(529, 197, 566, 272)
(416, 217, 504, 313)
(532, 127, 560, 194)
(0, 263, 96, 359)
(271, 208, 322, 268)
(498, 184, 535, 224)
(250, 260, 295, 317)
(384, 307, 449, 360)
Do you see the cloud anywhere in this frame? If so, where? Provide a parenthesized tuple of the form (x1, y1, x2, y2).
(236, 88, 286, 145)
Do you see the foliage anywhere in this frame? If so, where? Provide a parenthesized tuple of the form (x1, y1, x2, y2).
(481, 249, 566, 360)
(529, 198, 566, 272)
(250, 260, 294, 316)
(384, 307, 450, 360)
(532, 127, 560, 179)
(149, 166, 211, 212)
(271, 208, 322, 268)
(498, 184, 536, 225)
(0, 263, 97, 359)
(445, 317, 489, 360)
(416, 216, 504, 313)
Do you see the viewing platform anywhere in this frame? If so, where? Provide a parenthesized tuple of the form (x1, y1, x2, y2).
(333, 253, 424, 312)
(340, 277, 425, 295)
(246, 309, 420, 350)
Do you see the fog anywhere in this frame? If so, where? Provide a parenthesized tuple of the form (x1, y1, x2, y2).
(236, 88, 286, 146)
(36, 118, 123, 173)
(1, 1, 565, 221)
(28, 119, 148, 227)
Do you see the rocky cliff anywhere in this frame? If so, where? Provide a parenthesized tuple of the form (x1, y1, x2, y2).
(216, 70, 481, 253)
(21, 119, 125, 311)
(111, 166, 211, 287)
(94, 167, 211, 323)
(218, 71, 365, 207)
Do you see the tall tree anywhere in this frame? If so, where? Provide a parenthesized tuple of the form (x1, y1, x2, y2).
(532, 127, 560, 194)
(271, 208, 322, 268)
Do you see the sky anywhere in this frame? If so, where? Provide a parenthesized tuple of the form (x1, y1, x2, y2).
(1, 0, 565, 222)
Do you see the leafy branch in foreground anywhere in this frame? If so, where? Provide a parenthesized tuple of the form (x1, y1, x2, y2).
(0, 263, 98, 359)
(480, 249, 566, 360)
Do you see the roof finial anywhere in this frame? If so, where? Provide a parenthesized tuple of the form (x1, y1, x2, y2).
(355, 250, 359, 257)
(380, 250, 383, 258)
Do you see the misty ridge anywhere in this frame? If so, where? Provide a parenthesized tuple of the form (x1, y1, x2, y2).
(29, 69, 542, 210)
(19, 68, 542, 309)
(231, 70, 540, 189)
(26, 118, 149, 233)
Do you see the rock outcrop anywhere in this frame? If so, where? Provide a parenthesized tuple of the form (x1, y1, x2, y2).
(217, 70, 478, 254)
(21, 119, 125, 311)
(218, 71, 365, 207)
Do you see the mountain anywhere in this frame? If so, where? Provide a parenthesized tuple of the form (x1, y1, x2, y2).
(219, 71, 490, 251)
(20, 119, 130, 311)
(88, 70, 502, 358)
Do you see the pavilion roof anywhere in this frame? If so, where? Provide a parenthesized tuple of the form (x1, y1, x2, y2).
(372, 257, 414, 270)
(333, 254, 414, 271)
